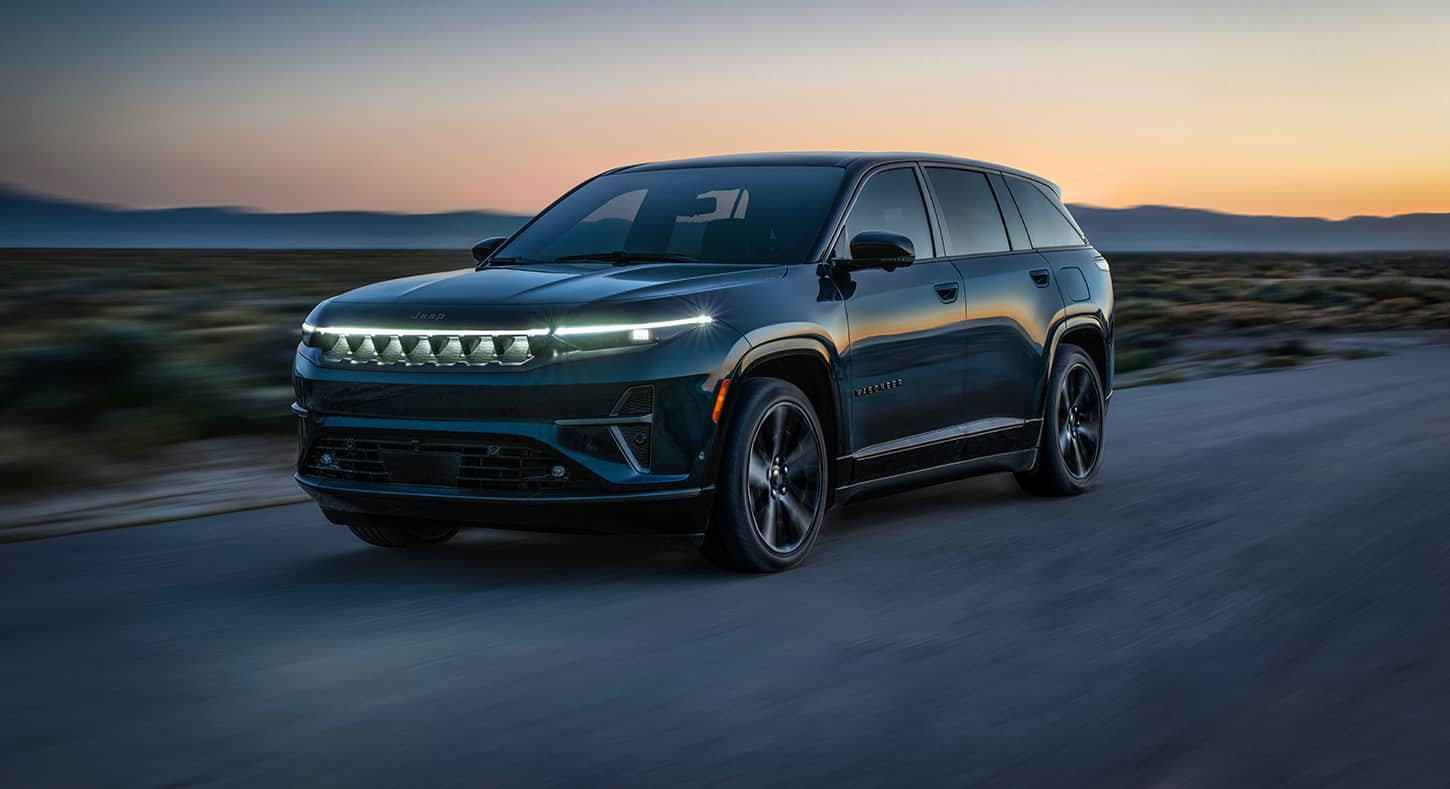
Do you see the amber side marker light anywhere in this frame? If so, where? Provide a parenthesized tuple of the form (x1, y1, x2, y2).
(712, 378, 732, 423)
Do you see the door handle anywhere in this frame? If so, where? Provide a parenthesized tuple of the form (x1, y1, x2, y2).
(934, 283, 959, 303)
(1029, 269, 1051, 287)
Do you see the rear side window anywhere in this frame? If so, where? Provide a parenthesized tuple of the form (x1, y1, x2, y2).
(925, 168, 1009, 256)
(837, 167, 935, 259)
(1005, 176, 1084, 249)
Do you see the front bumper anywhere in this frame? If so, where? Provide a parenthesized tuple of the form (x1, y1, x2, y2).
(297, 473, 714, 535)
(292, 325, 744, 531)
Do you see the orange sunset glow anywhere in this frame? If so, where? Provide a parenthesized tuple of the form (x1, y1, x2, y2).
(3, 0, 1447, 218)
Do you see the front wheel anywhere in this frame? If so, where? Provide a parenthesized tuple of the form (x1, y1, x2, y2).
(1016, 345, 1106, 496)
(701, 378, 829, 572)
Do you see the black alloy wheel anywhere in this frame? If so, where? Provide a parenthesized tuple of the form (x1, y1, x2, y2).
(745, 401, 825, 554)
(702, 378, 828, 572)
(1057, 362, 1104, 479)
(1016, 345, 1106, 496)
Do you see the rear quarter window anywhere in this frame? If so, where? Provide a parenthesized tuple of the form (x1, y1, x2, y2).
(1005, 176, 1085, 249)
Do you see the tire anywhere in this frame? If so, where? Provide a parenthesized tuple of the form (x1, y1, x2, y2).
(700, 378, 829, 572)
(407, 522, 460, 545)
(347, 519, 459, 548)
(1016, 345, 1106, 496)
(348, 522, 411, 548)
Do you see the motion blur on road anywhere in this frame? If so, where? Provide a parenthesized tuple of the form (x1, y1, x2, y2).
(4, 348, 1447, 787)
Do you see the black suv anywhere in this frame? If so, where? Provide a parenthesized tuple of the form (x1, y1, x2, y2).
(295, 152, 1114, 571)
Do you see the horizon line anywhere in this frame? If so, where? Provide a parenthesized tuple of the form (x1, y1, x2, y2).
(4, 182, 1448, 224)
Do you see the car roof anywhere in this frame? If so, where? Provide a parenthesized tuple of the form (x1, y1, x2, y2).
(617, 151, 1061, 195)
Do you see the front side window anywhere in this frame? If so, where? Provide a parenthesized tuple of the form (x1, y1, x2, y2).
(836, 167, 935, 260)
(925, 168, 1009, 256)
(1005, 176, 1085, 249)
(495, 166, 845, 264)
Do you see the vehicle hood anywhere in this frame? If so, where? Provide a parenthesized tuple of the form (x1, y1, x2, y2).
(332, 262, 786, 307)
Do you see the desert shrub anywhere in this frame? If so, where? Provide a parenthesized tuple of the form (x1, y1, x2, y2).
(1247, 281, 1361, 307)
(1340, 280, 1448, 303)
(0, 322, 288, 441)
(1113, 326, 1180, 374)
(1336, 349, 1387, 360)
(1256, 355, 1306, 369)
(1257, 338, 1317, 357)
(1117, 327, 1176, 350)
(1115, 349, 1165, 373)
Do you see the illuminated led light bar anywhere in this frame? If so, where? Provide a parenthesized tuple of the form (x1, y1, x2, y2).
(303, 322, 549, 337)
(552, 315, 714, 336)
(303, 314, 712, 366)
(304, 316, 711, 338)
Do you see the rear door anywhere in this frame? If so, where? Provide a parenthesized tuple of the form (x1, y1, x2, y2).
(1000, 173, 1104, 319)
(837, 165, 967, 455)
(925, 166, 1065, 429)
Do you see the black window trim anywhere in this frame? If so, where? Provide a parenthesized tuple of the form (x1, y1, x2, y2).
(919, 163, 1018, 261)
(820, 161, 946, 264)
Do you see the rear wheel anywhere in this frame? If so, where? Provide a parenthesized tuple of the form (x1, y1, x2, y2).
(1016, 345, 1105, 496)
(347, 520, 459, 548)
(701, 378, 828, 572)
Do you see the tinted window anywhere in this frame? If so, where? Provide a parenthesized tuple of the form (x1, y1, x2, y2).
(497, 166, 845, 264)
(1005, 176, 1084, 249)
(988, 174, 1032, 250)
(925, 168, 1009, 255)
(837, 168, 935, 259)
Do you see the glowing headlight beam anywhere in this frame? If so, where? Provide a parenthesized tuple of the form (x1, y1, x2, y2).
(552, 315, 713, 337)
(301, 315, 712, 343)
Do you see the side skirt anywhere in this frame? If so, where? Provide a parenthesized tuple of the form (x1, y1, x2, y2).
(834, 419, 1040, 488)
(835, 449, 1037, 504)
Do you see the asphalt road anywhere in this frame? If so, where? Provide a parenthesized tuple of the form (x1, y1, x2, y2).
(4, 349, 1449, 788)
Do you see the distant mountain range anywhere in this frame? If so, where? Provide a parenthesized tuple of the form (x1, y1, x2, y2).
(1068, 205, 1450, 253)
(3, 185, 1448, 252)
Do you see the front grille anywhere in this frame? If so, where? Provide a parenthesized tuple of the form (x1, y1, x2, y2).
(314, 332, 536, 367)
(303, 434, 599, 493)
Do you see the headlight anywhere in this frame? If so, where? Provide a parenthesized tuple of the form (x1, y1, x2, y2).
(552, 315, 713, 352)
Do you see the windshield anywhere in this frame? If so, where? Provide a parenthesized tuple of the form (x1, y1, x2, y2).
(494, 166, 846, 265)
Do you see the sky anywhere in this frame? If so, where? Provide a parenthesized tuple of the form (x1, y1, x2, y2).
(3, 0, 1448, 218)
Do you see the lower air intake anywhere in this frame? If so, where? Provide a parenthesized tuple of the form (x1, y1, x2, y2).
(303, 434, 600, 493)
(611, 385, 654, 470)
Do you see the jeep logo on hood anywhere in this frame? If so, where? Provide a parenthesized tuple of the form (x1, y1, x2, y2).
(410, 311, 446, 320)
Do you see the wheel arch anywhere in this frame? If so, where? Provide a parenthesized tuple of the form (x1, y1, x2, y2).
(733, 337, 843, 463)
(701, 337, 844, 504)
(1038, 315, 1111, 420)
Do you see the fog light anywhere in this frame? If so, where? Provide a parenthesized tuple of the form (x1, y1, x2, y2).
(550, 465, 567, 479)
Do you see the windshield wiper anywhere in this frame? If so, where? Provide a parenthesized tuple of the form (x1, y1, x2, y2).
(482, 256, 546, 266)
(551, 251, 703, 266)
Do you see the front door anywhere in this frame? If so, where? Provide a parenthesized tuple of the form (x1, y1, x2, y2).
(838, 166, 967, 455)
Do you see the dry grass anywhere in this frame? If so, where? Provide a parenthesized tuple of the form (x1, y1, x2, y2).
(2, 248, 1448, 492)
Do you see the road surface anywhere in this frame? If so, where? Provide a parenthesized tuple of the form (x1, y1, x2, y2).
(4, 349, 1449, 787)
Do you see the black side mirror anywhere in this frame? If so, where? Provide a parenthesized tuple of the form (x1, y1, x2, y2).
(842, 231, 915, 272)
(472, 236, 509, 267)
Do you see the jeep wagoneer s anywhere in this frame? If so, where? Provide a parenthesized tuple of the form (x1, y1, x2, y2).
(294, 152, 1114, 571)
